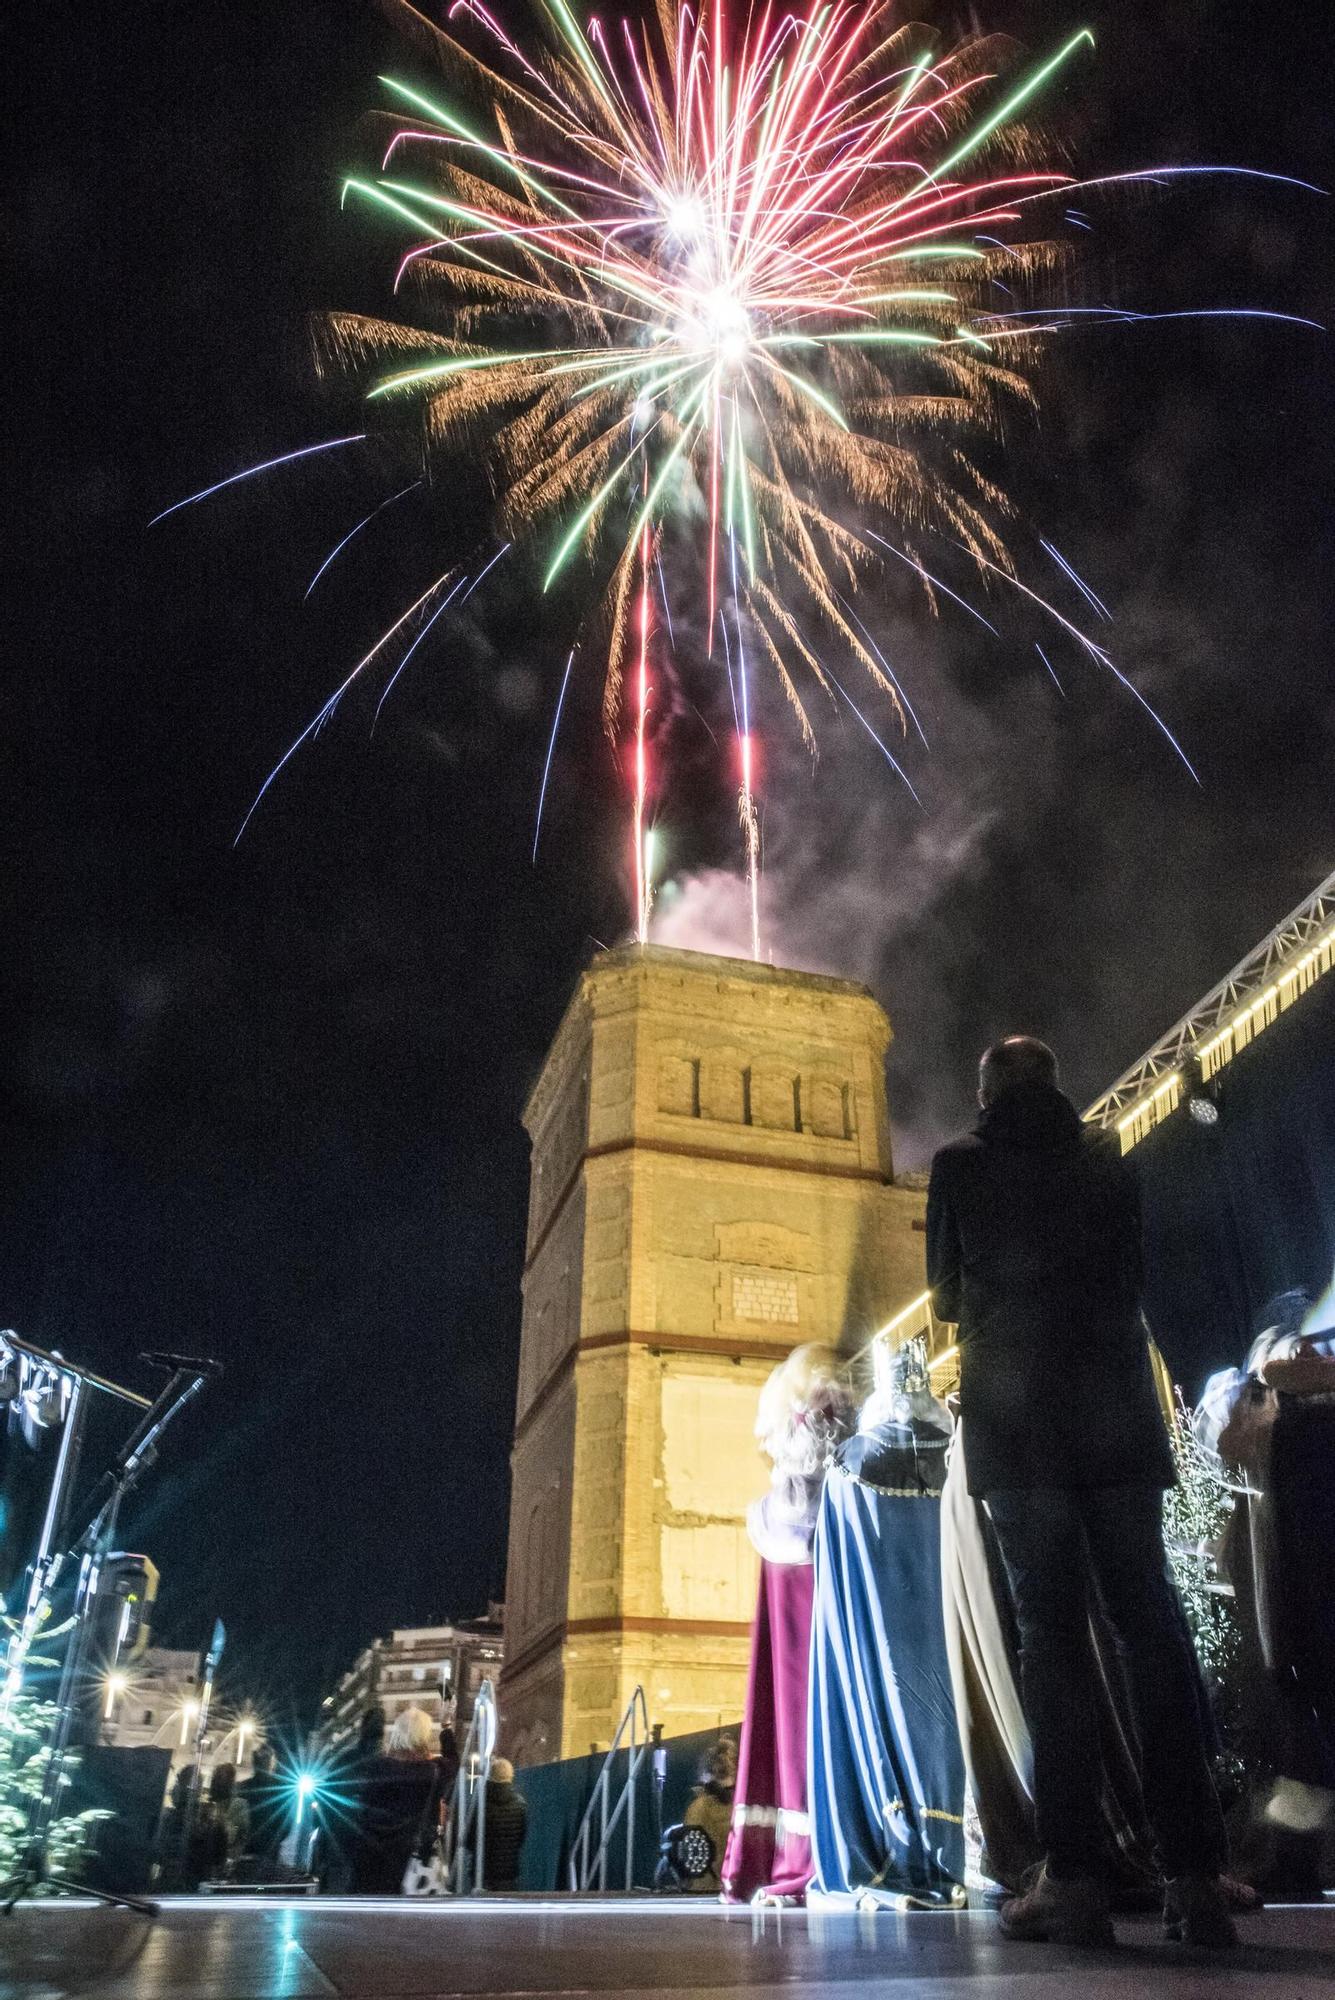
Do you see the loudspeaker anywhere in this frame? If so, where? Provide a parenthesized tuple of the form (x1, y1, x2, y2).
(67, 1744, 174, 1894)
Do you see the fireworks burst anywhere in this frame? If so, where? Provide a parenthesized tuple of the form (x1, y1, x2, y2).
(153, 3, 1322, 951)
(328, 0, 1097, 945)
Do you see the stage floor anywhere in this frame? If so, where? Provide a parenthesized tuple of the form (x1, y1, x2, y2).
(6, 1894, 1333, 1999)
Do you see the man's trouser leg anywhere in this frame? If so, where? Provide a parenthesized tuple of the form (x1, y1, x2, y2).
(985, 1488, 1104, 1878)
(1079, 1484, 1227, 1880)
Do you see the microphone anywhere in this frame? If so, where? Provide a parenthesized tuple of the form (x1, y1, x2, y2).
(139, 1351, 223, 1378)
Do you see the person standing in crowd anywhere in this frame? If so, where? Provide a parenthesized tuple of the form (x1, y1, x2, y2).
(187, 1762, 250, 1884)
(939, 1404, 1163, 1903)
(213, 1763, 251, 1864)
(418, 1722, 462, 1879)
(345, 1705, 439, 1894)
(437, 1724, 461, 1804)
(681, 1739, 738, 1894)
(480, 1757, 528, 1891)
(927, 1035, 1234, 1949)
(236, 1743, 285, 1876)
(155, 1762, 198, 1888)
(322, 1705, 386, 1891)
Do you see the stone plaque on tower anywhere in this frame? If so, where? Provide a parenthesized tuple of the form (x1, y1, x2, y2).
(500, 945, 926, 1764)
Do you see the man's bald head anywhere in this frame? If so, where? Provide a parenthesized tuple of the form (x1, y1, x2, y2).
(979, 1035, 1059, 1107)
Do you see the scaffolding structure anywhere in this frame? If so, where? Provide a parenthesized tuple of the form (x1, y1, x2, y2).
(1084, 867, 1335, 1149)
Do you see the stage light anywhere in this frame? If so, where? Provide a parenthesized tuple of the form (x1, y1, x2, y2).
(1182, 1052, 1220, 1126)
(37, 1377, 65, 1425)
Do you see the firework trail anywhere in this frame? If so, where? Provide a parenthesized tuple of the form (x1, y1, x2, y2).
(148, 434, 367, 525)
(305, 478, 422, 598)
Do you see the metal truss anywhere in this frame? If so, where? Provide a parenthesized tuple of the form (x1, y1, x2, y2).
(1085, 865, 1335, 1147)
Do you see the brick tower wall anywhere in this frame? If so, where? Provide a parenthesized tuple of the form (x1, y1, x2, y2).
(501, 946, 925, 1764)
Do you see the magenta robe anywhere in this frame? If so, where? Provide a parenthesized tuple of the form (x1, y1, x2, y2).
(722, 1558, 814, 1902)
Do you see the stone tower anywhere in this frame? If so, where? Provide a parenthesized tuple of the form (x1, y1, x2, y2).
(500, 945, 926, 1764)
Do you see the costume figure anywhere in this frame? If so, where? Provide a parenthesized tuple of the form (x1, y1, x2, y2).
(722, 1344, 853, 1904)
(807, 1363, 966, 1907)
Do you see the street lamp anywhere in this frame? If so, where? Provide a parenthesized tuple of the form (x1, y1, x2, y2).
(103, 1670, 128, 1721)
(289, 1770, 323, 1875)
(178, 1697, 200, 1747)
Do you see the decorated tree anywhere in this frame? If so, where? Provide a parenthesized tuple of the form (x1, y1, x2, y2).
(1162, 1399, 1251, 1795)
(1164, 1403, 1238, 1682)
(0, 1613, 107, 1891)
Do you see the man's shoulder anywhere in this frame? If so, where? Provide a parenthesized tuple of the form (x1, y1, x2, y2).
(930, 1132, 984, 1175)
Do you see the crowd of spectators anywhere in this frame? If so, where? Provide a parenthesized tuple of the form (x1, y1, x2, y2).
(160, 1704, 526, 1895)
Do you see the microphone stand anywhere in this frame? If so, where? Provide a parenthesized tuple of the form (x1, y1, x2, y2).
(2, 1355, 215, 1916)
(0, 1335, 150, 1735)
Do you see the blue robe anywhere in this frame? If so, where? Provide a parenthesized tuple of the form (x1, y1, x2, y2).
(808, 1420, 966, 1905)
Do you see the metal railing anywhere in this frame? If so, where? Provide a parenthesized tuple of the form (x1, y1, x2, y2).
(567, 1685, 652, 1892)
(446, 1678, 497, 1894)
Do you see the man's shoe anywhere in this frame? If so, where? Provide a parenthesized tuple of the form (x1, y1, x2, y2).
(1163, 1874, 1239, 1949)
(998, 1864, 1115, 1947)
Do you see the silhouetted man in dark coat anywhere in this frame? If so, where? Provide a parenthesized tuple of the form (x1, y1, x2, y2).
(927, 1035, 1232, 1949)
(237, 1743, 287, 1875)
(481, 1758, 527, 1891)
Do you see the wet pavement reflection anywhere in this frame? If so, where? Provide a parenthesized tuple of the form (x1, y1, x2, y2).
(4, 1894, 1333, 1998)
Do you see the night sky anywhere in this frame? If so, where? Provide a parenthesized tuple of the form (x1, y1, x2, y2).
(9, 1, 1332, 1730)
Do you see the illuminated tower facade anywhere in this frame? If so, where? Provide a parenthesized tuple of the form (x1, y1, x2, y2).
(500, 945, 926, 1763)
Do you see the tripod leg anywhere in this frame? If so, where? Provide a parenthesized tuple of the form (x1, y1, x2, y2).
(2, 1869, 40, 1915)
(42, 1873, 160, 1917)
